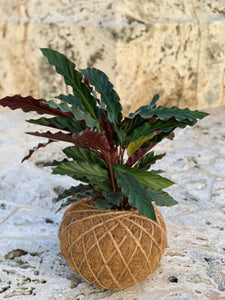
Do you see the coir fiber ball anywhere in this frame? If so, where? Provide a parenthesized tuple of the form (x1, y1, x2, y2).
(58, 198, 167, 290)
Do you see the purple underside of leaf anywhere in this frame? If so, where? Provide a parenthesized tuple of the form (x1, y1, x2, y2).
(72, 129, 111, 153)
(126, 130, 176, 167)
(21, 140, 54, 163)
(0, 95, 73, 118)
(26, 131, 74, 143)
(126, 142, 157, 167)
(72, 129, 119, 165)
(99, 118, 115, 149)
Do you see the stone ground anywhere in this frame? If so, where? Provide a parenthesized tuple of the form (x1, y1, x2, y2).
(0, 106, 224, 300)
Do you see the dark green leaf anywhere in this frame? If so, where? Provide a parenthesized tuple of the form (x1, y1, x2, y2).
(96, 199, 114, 210)
(41, 48, 98, 119)
(53, 160, 108, 181)
(105, 191, 122, 206)
(88, 178, 111, 195)
(58, 186, 102, 211)
(43, 158, 69, 167)
(27, 117, 86, 133)
(63, 146, 107, 169)
(134, 151, 166, 171)
(148, 94, 160, 109)
(147, 189, 178, 206)
(126, 118, 195, 142)
(129, 105, 209, 122)
(81, 68, 123, 124)
(113, 164, 174, 190)
(114, 171, 156, 221)
(55, 184, 94, 202)
(57, 94, 100, 129)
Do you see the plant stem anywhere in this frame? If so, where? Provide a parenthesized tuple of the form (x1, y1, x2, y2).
(107, 153, 116, 192)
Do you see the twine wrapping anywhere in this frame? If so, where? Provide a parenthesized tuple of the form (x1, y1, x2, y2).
(58, 198, 167, 290)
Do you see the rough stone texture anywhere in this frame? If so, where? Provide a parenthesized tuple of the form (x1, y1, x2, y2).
(0, 103, 225, 299)
(1, 1, 225, 112)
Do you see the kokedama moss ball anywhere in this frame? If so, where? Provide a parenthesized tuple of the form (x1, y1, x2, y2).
(58, 199, 167, 290)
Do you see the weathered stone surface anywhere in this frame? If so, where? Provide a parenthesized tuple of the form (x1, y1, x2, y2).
(0, 104, 225, 299)
(1, 0, 225, 111)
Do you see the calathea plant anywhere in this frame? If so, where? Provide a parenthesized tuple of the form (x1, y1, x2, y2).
(0, 49, 209, 290)
(0, 48, 208, 221)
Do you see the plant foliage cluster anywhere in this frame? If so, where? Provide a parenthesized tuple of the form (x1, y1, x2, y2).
(0, 49, 208, 221)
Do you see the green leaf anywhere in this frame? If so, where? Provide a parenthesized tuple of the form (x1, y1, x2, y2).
(95, 199, 114, 210)
(58, 185, 102, 210)
(134, 151, 166, 171)
(55, 183, 94, 202)
(46, 99, 72, 113)
(127, 118, 195, 142)
(81, 68, 123, 124)
(41, 48, 98, 119)
(113, 164, 174, 190)
(148, 94, 160, 109)
(88, 179, 111, 195)
(53, 160, 108, 181)
(147, 189, 178, 206)
(57, 94, 100, 129)
(63, 146, 107, 169)
(114, 171, 156, 221)
(129, 105, 209, 122)
(43, 158, 69, 167)
(105, 191, 122, 206)
(127, 132, 156, 157)
(27, 117, 86, 133)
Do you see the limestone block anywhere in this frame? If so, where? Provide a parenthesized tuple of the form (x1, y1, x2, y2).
(0, 20, 39, 97)
(0, 0, 225, 110)
(114, 0, 195, 23)
(197, 20, 225, 108)
(0, 0, 116, 25)
(34, 23, 118, 100)
(113, 22, 200, 113)
(194, 0, 225, 19)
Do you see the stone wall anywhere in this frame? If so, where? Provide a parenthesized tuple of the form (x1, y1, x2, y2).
(0, 0, 225, 113)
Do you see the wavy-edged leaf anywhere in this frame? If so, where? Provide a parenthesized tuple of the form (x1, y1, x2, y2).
(26, 131, 74, 143)
(134, 151, 166, 171)
(55, 184, 95, 202)
(72, 129, 112, 159)
(43, 158, 69, 167)
(57, 185, 102, 211)
(41, 48, 98, 119)
(129, 105, 209, 122)
(95, 199, 114, 210)
(0, 95, 73, 118)
(126, 118, 194, 143)
(114, 171, 156, 221)
(57, 94, 100, 129)
(148, 94, 160, 110)
(21, 140, 54, 163)
(127, 132, 156, 157)
(53, 159, 109, 181)
(105, 191, 122, 206)
(27, 117, 86, 133)
(113, 164, 174, 190)
(88, 178, 111, 195)
(95, 191, 122, 210)
(126, 130, 175, 167)
(81, 68, 122, 124)
(147, 189, 178, 206)
(126, 140, 157, 167)
(63, 146, 107, 169)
